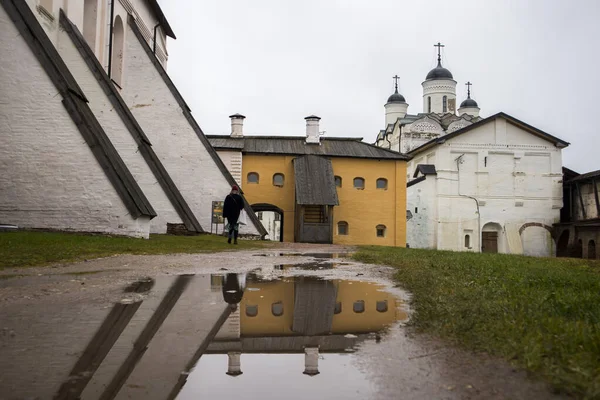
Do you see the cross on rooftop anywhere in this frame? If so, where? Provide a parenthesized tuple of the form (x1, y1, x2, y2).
(434, 42, 445, 63)
(465, 81, 472, 98)
(392, 75, 400, 92)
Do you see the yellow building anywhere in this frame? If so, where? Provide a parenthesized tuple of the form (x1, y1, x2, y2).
(208, 115, 409, 246)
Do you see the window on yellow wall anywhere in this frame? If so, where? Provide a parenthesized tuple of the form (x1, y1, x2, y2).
(247, 172, 259, 184)
(376, 178, 388, 190)
(271, 302, 284, 316)
(353, 300, 365, 313)
(273, 173, 284, 187)
(353, 177, 365, 190)
(376, 300, 388, 313)
(376, 224, 386, 238)
(246, 305, 258, 317)
(334, 302, 342, 314)
(337, 221, 348, 235)
(334, 176, 342, 187)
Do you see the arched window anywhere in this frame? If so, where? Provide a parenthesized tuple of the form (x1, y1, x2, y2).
(464, 235, 470, 248)
(376, 224, 386, 238)
(247, 172, 259, 184)
(376, 300, 388, 313)
(83, 0, 98, 50)
(353, 300, 365, 313)
(337, 221, 348, 235)
(427, 96, 431, 113)
(271, 302, 284, 317)
(111, 16, 125, 87)
(443, 96, 447, 113)
(273, 173, 284, 187)
(246, 305, 258, 317)
(353, 177, 365, 190)
(334, 176, 342, 187)
(376, 178, 388, 190)
(334, 302, 342, 314)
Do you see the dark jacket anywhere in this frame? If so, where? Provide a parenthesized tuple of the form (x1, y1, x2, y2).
(223, 193, 244, 224)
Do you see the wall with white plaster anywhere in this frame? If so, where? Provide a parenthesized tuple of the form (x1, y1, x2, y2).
(0, 6, 149, 238)
(406, 177, 437, 249)
(422, 79, 457, 114)
(406, 117, 563, 256)
(216, 150, 243, 187)
(120, 23, 259, 236)
(57, 26, 182, 234)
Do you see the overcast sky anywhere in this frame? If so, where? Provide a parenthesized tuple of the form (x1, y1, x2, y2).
(161, 0, 600, 173)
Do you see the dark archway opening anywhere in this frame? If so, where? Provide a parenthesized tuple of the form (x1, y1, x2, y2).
(557, 230, 570, 257)
(573, 239, 583, 258)
(589, 240, 597, 260)
(252, 203, 284, 242)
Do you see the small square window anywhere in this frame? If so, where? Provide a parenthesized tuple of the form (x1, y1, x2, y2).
(376, 178, 388, 190)
(353, 177, 365, 190)
(376, 224, 386, 238)
(353, 300, 365, 313)
(335, 176, 342, 187)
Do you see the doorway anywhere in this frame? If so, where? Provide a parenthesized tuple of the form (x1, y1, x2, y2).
(481, 222, 502, 253)
(251, 203, 284, 242)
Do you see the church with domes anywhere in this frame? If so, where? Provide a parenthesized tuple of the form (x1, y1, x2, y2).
(377, 43, 572, 257)
(376, 43, 482, 154)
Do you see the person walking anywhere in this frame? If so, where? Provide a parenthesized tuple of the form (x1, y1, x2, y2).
(223, 185, 245, 244)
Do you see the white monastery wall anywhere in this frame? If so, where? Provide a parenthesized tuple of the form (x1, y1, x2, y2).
(120, 23, 258, 235)
(406, 178, 437, 249)
(216, 151, 243, 187)
(0, 6, 149, 238)
(56, 27, 182, 234)
(406, 118, 562, 256)
(422, 79, 456, 113)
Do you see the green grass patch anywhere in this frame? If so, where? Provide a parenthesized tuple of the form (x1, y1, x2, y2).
(0, 231, 267, 269)
(354, 246, 600, 398)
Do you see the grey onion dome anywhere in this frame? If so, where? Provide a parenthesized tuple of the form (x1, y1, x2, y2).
(460, 97, 479, 108)
(387, 89, 406, 103)
(425, 61, 454, 80)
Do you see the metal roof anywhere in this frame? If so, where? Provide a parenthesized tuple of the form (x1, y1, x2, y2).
(407, 112, 570, 156)
(293, 156, 339, 206)
(413, 164, 437, 177)
(207, 136, 410, 160)
(148, 0, 176, 39)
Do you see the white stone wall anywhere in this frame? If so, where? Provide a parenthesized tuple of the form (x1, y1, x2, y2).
(0, 5, 149, 238)
(406, 117, 563, 256)
(56, 26, 182, 233)
(384, 102, 408, 126)
(406, 178, 437, 249)
(257, 211, 281, 241)
(216, 150, 243, 187)
(422, 79, 457, 114)
(120, 23, 259, 236)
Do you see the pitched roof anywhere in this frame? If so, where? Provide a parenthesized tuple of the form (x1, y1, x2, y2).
(148, 0, 176, 39)
(128, 17, 267, 237)
(60, 11, 202, 232)
(207, 136, 410, 160)
(566, 169, 600, 184)
(2, 0, 155, 219)
(293, 156, 339, 206)
(407, 112, 570, 156)
(413, 164, 437, 177)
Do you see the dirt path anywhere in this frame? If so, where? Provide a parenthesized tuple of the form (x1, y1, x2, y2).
(0, 244, 565, 399)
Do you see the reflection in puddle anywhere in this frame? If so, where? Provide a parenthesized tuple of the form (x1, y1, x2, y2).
(43, 270, 406, 400)
(252, 252, 349, 259)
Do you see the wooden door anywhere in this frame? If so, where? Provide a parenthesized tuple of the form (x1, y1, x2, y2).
(482, 232, 498, 253)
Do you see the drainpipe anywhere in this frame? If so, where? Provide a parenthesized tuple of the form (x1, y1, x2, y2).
(384, 133, 392, 150)
(107, 0, 115, 78)
(153, 23, 160, 55)
(456, 154, 481, 252)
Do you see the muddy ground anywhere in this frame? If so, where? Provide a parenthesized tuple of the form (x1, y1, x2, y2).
(0, 244, 566, 400)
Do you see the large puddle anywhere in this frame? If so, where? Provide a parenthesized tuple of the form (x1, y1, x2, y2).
(3, 263, 408, 400)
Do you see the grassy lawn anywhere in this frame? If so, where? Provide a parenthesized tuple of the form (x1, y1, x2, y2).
(354, 246, 600, 398)
(0, 231, 267, 269)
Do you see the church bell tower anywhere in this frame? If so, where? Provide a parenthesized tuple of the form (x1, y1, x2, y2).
(422, 42, 457, 114)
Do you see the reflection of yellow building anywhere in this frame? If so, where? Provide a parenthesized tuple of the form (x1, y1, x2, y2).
(208, 115, 408, 246)
(239, 277, 406, 337)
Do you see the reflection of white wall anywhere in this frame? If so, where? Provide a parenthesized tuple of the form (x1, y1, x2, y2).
(257, 211, 281, 241)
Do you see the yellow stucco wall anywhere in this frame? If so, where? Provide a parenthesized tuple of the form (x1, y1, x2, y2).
(240, 279, 407, 337)
(241, 154, 407, 246)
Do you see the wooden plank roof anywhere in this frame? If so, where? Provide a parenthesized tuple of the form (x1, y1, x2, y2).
(293, 156, 339, 206)
(207, 136, 410, 160)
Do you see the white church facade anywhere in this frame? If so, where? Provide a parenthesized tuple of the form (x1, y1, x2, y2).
(0, 0, 265, 238)
(376, 44, 569, 256)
